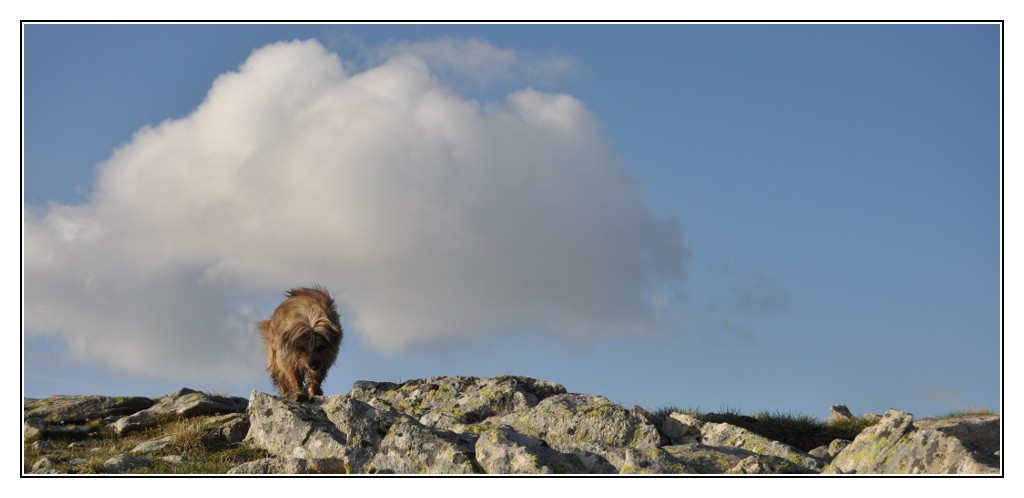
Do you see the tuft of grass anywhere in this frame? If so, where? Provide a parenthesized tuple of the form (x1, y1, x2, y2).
(645, 406, 881, 453)
(24, 411, 269, 474)
(935, 408, 997, 419)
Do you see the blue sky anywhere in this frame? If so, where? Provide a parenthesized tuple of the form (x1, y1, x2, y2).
(22, 23, 1000, 420)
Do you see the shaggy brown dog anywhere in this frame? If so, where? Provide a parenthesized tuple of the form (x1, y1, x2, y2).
(258, 286, 342, 401)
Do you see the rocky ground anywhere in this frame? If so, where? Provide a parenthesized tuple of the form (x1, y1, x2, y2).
(23, 375, 1001, 474)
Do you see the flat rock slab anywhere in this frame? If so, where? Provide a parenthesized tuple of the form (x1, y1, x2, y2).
(25, 395, 156, 425)
(110, 388, 248, 435)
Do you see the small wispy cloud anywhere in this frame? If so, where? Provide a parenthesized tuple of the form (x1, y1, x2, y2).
(916, 386, 970, 411)
(24, 38, 686, 383)
(371, 36, 578, 87)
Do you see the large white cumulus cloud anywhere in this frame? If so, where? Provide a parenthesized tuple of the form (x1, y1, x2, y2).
(24, 39, 686, 381)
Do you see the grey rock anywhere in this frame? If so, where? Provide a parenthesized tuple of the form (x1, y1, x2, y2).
(319, 395, 402, 472)
(203, 412, 250, 446)
(366, 416, 480, 474)
(726, 454, 815, 474)
(825, 409, 1000, 474)
(25, 395, 155, 425)
(830, 404, 854, 420)
(24, 417, 45, 440)
(104, 454, 151, 473)
(662, 412, 703, 444)
(487, 393, 666, 473)
(30, 439, 57, 454)
(475, 425, 587, 474)
(159, 455, 188, 464)
(698, 420, 824, 472)
(915, 413, 1000, 455)
(663, 443, 811, 474)
(348, 375, 566, 429)
(110, 388, 247, 436)
(131, 435, 174, 454)
(243, 391, 348, 460)
(227, 457, 349, 474)
(809, 439, 850, 462)
(31, 457, 56, 472)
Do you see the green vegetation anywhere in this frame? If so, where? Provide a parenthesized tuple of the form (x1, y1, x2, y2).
(23, 413, 269, 474)
(935, 408, 998, 419)
(641, 406, 881, 453)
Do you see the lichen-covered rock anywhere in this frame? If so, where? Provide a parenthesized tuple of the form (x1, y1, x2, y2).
(825, 409, 999, 474)
(492, 394, 662, 450)
(475, 425, 587, 474)
(726, 455, 815, 474)
(663, 444, 812, 474)
(244, 389, 480, 474)
(319, 395, 404, 472)
(366, 417, 480, 474)
(914, 413, 1000, 455)
(486, 393, 667, 473)
(25, 395, 155, 425)
(227, 457, 349, 474)
(110, 388, 248, 435)
(698, 420, 824, 472)
(243, 391, 349, 460)
(348, 375, 566, 430)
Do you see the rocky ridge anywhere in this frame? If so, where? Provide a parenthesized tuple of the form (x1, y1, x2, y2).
(23, 375, 1001, 474)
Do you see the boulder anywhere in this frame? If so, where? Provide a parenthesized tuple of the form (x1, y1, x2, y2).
(365, 416, 479, 474)
(697, 420, 824, 472)
(662, 412, 703, 444)
(914, 413, 1000, 455)
(486, 393, 671, 473)
(243, 391, 349, 460)
(25, 395, 155, 425)
(228, 457, 349, 474)
(475, 425, 587, 474)
(830, 405, 854, 420)
(29, 440, 57, 454)
(825, 409, 999, 474)
(104, 454, 151, 473)
(809, 439, 851, 462)
(110, 388, 247, 436)
(347, 375, 566, 430)
(131, 435, 175, 454)
(203, 413, 250, 446)
(24, 417, 45, 441)
(31, 457, 56, 473)
(663, 443, 810, 474)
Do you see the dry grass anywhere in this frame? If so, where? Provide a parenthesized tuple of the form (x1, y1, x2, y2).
(24, 413, 269, 474)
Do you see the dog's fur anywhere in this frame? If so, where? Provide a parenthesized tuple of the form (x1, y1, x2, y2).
(258, 286, 342, 401)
